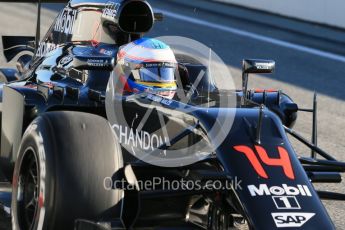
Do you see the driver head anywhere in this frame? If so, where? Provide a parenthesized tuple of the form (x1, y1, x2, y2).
(116, 37, 177, 99)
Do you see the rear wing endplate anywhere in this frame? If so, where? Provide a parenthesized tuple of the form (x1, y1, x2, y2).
(0, 0, 69, 59)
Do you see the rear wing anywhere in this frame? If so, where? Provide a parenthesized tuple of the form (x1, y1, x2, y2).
(0, 0, 69, 61)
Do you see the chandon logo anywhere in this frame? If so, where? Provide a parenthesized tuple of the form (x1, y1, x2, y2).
(112, 124, 169, 151)
(233, 145, 295, 179)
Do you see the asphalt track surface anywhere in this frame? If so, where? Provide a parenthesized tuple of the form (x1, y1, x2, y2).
(1, 0, 345, 229)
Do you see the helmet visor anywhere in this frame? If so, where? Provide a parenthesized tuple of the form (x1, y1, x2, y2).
(139, 67, 175, 83)
(129, 62, 176, 84)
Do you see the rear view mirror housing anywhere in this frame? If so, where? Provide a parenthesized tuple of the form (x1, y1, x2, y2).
(243, 59, 275, 74)
(242, 59, 276, 105)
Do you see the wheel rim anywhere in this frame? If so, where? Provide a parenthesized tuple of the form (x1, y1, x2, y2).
(17, 148, 39, 230)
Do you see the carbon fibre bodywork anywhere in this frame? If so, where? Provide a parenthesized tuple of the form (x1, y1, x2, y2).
(0, 0, 339, 229)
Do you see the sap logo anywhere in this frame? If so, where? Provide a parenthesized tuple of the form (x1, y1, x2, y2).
(272, 212, 315, 228)
(103, 1, 121, 18)
(248, 184, 312, 197)
(100, 48, 113, 56)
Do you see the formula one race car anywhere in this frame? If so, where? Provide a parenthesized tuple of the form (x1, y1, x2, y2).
(0, 0, 344, 229)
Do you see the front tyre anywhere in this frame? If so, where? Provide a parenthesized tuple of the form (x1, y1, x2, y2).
(11, 112, 123, 230)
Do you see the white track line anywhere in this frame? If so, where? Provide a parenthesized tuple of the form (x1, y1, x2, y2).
(156, 8, 345, 63)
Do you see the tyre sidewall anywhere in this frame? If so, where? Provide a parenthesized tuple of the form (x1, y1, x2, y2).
(12, 117, 56, 230)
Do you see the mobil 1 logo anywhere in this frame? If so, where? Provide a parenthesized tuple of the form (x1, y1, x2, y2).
(272, 196, 300, 210)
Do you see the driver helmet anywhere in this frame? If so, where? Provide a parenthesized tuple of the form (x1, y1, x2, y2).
(116, 37, 177, 99)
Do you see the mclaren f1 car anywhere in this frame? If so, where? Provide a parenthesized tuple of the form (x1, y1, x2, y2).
(0, 0, 344, 229)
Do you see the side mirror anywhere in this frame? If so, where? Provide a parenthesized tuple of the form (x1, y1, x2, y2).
(243, 59, 275, 74)
(242, 59, 275, 105)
